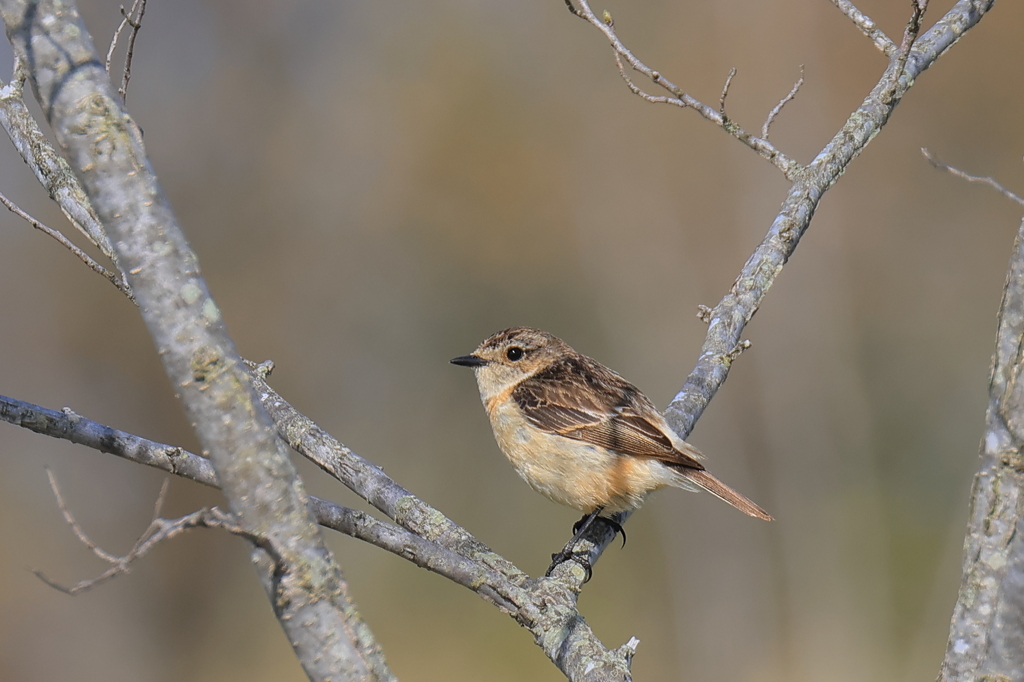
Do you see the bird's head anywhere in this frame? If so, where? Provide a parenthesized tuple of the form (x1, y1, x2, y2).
(451, 327, 569, 400)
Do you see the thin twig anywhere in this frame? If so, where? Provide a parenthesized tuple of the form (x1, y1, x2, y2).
(887, 0, 927, 99)
(45, 468, 120, 565)
(104, 9, 130, 75)
(921, 148, 1024, 207)
(829, 0, 898, 56)
(573, 0, 803, 180)
(723, 340, 752, 365)
(119, 0, 147, 103)
(762, 66, 804, 141)
(106, 1, 147, 103)
(719, 68, 737, 118)
(0, 58, 133, 300)
(36, 472, 246, 595)
(0, 189, 133, 298)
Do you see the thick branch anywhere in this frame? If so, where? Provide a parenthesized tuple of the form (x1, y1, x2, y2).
(938, 216, 1024, 681)
(0, 3, 390, 680)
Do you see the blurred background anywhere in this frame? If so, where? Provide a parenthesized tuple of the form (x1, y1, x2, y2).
(1, 1, 1021, 680)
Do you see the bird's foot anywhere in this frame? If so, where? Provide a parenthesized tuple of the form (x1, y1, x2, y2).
(546, 545, 593, 582)
(571, 513, 626, 548)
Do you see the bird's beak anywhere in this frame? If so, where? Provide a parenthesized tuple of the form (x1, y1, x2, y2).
(451, 354, 488, 368)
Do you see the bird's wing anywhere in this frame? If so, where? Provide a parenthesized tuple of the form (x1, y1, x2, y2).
(511, 356, 705, 471)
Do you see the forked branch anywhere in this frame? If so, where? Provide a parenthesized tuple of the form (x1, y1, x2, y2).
(569, 0, 804, 180)
(34, 473, 248, 595)
(105, 0, 148, 103)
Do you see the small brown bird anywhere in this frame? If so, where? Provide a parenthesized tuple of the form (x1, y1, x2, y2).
(452, 327, 771, 569)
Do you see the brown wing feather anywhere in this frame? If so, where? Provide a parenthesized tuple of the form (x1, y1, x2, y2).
(512, 356, 705, 470)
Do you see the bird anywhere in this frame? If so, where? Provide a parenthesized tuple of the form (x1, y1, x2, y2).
(451, 327, 771, 575)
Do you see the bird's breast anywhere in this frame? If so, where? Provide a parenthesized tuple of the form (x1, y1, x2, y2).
(483, 396, 671, 513)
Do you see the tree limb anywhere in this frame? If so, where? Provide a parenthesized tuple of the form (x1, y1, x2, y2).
(246, 363, 635, 681)
(938, 211, 1024, 681)
(0, 393, 520, 612)
(664, 0, 993, 438)
(0, 2, 390, 680)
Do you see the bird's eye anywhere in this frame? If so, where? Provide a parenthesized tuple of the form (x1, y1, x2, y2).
(506, 346, 524, 361)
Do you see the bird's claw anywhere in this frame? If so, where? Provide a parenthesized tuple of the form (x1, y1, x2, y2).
(546, 548, 593, 582)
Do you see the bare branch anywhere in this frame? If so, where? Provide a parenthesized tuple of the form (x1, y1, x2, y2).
(718, 67, 737, 118)
(0, 189, 134, 298)
(4, 4, 390, 678)
(245, 360, 527, 581)
(0, 394, 520, 612)
(922, 148, 1024, 207)
(571, 0, 804, 180)
(118, 0, 147, 102)
(36, 472, 246, 596)
(104, 6, 128, 74)
(886, 0, 928, 100)
(762, 66, 804, 141)
(829, 0, 898, 56)
(552, 0, 1003, 585)
(662, 0, 995, 441)
(106, 0, 147, 103)
(45, 467, 123, 565)
(938, 216, 1024, 681)
(0, 58, 130, 296)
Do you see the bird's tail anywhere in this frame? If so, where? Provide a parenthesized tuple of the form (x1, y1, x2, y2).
(674, 468, 773, 521)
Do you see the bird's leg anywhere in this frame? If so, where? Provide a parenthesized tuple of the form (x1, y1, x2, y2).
(546, 507, 606, 580)
(573, 512, 626, 547)
(600, 516, 626, 548)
